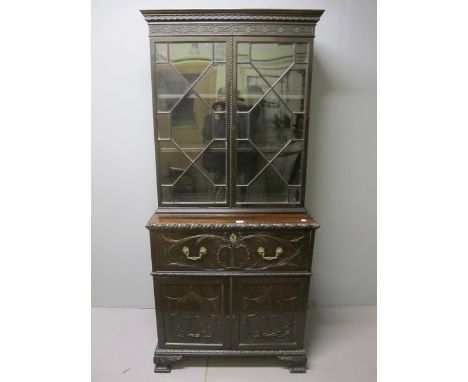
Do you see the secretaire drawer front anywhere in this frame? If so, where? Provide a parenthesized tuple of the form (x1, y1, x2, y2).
(151, 230, 230, 271)
(232, 230, 311, 272)
(150, 229, 313, 272)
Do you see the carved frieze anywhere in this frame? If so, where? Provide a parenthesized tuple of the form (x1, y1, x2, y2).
(148, 23, 315, 36)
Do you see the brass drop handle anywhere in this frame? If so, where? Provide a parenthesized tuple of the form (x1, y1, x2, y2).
(257, 246, 283, 260)
(182, 246, 206, 261)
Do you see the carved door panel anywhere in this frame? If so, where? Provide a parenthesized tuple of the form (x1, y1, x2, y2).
(155, 277, 230, 349)
(231, 277, 309, 349)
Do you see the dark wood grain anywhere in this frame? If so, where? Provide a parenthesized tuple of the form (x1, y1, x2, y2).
(141, 8, 323, 374)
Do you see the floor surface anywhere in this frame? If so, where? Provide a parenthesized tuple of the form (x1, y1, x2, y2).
(92, 305, 376, 382)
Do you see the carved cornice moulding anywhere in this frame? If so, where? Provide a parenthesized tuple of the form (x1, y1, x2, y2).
(141, 9, 324, 36)
(146, 223, 320, 231)
(141, 9, 324, 23)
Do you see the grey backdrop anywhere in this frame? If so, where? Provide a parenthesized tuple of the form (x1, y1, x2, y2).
(92, 0, 376, 308)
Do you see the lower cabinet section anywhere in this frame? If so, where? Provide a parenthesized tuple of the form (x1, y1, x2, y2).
(147, 213, 319, 373)
(154, 276, 310, 351)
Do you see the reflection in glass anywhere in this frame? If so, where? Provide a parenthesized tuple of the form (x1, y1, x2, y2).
(173, 166, 216, 203)
(237, 63, 268, 110)
(236, 42, 308, 204)
(295, 43, 308, 63)
(159, 141, 191, 185)
(237, 43, 250, 62)
(155, 43, 168, 62)
(271, 141, 303, 185)
(195, 141, 227, 185)
(214, 43, 226, 62)
(291, 114, 305, 140)
(273, 63, 307, 112)
(193, 63, 226, 111)
(248, 166, 288, 203)
(155, 42, 227, 204)
(157, 113, 171, 139)
(170, 43, 212, 84)
(249, 89, 292, 160)
(236, 141, 268, 185)
(155, 63, 189, 112)
(250, 43, 294, 87)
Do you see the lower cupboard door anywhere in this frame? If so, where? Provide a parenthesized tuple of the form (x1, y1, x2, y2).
(154, 277, 230, 349)
(231, 277, 310, 349)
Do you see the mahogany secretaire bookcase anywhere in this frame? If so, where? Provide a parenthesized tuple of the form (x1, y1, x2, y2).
(141, 9, 324, 373)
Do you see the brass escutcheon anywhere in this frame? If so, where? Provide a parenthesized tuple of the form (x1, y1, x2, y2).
(229, 233, 237, 244)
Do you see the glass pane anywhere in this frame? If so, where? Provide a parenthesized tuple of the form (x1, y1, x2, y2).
(250, 43, 294, 87)
(158, 141, 191, 186)
(215, 187, 226, 203)
(237, 43, 250, 62)
(236, 186, 248, 203)
(193, 63, 226, 111)
(155, 63, 189, 112)
(236, 141, 267, 186)
(170, 90, 211, 159)
(155, 43, 168, 62)
(172, 166, 219, 203)
(155, 42, 227, 205)
(249, 90, 292, 160)
(236, 112, 249, 139)
(292, 114, 305, 140)
(169, 43, 212, 84)
(295, 43, 308, 63)
(197, 112, 227, 141)
(214, 43, 226, 62)
(235, 41, 309, 205)
(271, 141, 304, 186)
(273, 63, 307, 112)
(247, 166, 288, 203)
(161, 186, 172, 203)
(195, 141, 227, 185)
(237, 63, 269, 111)
(157, 113, 171, 139)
